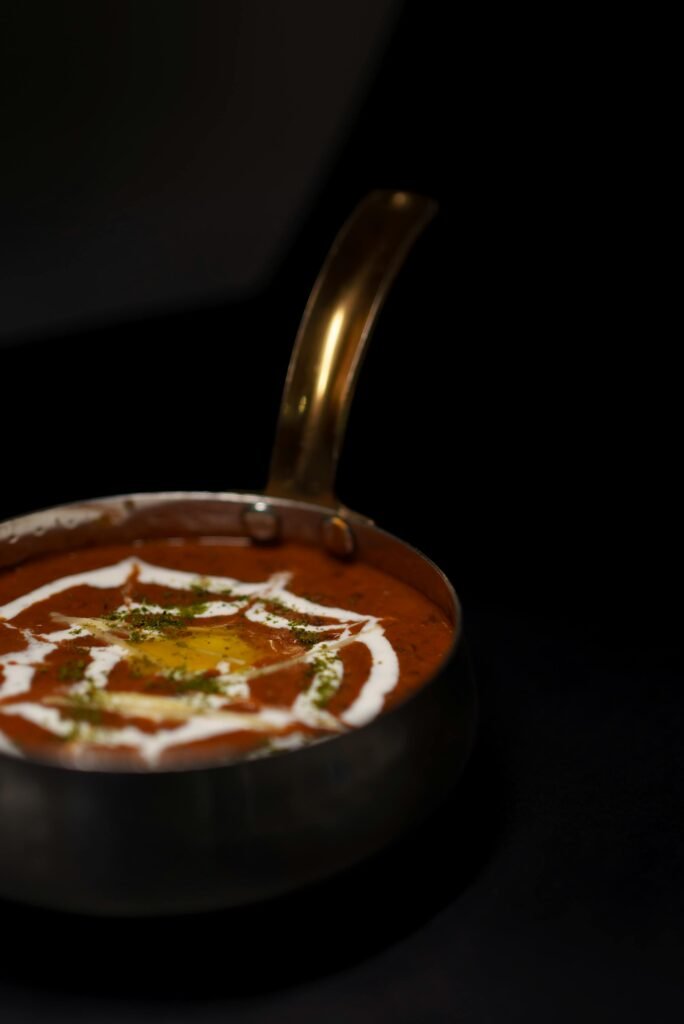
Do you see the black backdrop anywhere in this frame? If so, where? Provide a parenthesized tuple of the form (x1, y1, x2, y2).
(0, 2, 681, 1022)
(1, 4, 679, 641)
(1, 0, 679, 639)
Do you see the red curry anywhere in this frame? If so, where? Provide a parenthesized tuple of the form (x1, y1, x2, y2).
(0, 539, 453, 769)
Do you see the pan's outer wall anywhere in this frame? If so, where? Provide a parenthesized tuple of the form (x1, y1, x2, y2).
(0, 493, 476, 914)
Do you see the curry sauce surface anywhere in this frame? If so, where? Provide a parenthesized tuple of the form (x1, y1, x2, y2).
(0, 540, 453, 768)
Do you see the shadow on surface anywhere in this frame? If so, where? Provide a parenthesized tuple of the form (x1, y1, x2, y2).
(0, 740, 504, 1000)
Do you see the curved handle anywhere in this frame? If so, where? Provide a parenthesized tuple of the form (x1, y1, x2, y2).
(266, 190, 437, 513)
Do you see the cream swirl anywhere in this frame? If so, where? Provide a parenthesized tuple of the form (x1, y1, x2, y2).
(0, 558, 399, 764)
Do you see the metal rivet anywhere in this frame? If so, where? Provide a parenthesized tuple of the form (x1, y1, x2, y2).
(321, 515, 355, 558)
(242, 501, 280, 543)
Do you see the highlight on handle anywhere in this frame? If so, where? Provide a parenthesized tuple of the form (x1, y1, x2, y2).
(266, 190, 438, 511)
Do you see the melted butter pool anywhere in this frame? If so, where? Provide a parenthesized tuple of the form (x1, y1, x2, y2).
(129, 626, 267, 675)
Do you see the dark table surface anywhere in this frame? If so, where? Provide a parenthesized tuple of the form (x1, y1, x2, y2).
(1, 601, 681, 1024)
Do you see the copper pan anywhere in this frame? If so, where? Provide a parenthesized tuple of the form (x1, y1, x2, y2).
(0, 192, 476, 914)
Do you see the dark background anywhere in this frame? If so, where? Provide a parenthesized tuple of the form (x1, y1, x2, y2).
(0, 2, 681, 1022)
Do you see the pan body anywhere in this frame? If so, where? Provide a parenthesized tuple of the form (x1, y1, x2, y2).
(0, 493, 476, 914)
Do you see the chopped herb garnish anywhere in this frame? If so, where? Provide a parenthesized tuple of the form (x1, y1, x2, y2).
(289, 622, 319, 648)
(220, 588, 250, 602)
(60, 685, 104, 725)
(305, 647, 340, 707)
(104, 607, 192, 639)
(122, 608, 188, 631)
(129, 656, 158, 679)
(171, 671, 223, 696)
(57, 658, 89, 682)
(190, 581, 211, 597)
(182, 601, 209, 617)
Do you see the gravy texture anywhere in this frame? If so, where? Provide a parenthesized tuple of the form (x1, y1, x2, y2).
(0, 540, 453, 768)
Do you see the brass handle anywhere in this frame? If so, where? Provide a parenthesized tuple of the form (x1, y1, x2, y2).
(266, 190, 438, 513)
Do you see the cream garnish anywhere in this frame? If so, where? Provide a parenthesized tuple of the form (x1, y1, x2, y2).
(0, 633, 59, 699)
(293, 650, 345, 731)
(0, 559, 139, 621)
(341, 628, 401, 727)
(0, 556, 401, 763)
(0, 730, 21, 757)
(82, 644, 130, 688)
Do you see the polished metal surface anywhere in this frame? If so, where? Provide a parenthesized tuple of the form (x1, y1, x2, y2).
(0, 492, 474, 915)
(242, 500, 280, 542)
(0, 192, 475, 915)
(321, 514, 356, 557)
(266, 189, 437, 512)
